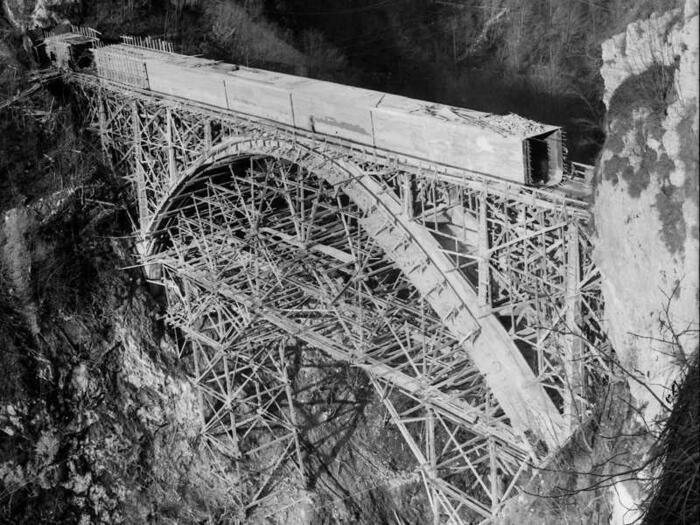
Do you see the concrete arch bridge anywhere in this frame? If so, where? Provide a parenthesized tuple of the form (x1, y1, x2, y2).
(63, 42, 608, 524)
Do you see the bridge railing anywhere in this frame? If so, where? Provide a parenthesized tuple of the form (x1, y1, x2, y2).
(42, 25, 102, 46)
(568, 161, 595, 183)
(121, 35, 174, 53)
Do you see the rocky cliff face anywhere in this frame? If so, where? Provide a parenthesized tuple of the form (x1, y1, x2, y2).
(597, 0, 698, 427)
(0, 176, 245, 523)
(595, 0, 698, 521)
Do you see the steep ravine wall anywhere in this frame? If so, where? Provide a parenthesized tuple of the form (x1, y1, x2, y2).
(595, 0, 698, 521)
(597, 0, 698, 433)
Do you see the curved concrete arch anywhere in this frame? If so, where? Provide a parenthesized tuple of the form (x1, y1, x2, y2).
(146, 135, 564, 450)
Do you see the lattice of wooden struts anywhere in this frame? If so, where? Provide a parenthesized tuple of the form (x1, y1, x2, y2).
(332, 153, 608, 432)
(164, 277, 305, 514)
(141, 160, 536, 522)
(107, 83, 601, 372)
(70, 76, 613, 522)
(410, 177, 611, 431)
(79, 76, 611, 426)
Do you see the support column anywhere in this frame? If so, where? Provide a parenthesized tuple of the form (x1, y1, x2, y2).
(132, 101, 148, 229)
(401, 172, 413, 218)
(564, 223, 583, 432)
(279, 341, 307, 487)
(204, 118, 213, 150)
(488, 436, 502, 514)
(166, 107, 178, 186)
(96, 90, 112, 171)
(132, 101, 161, 279)
(426, 408, 440, 525)
(477, 184, 490, 308)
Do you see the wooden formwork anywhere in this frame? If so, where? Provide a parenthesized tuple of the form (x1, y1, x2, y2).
(71, 75, 609, 524)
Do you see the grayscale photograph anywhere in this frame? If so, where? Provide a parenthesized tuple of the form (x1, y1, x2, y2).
(0, 1, 698, 524)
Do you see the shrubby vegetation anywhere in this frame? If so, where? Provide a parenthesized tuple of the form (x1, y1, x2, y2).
(207, 0, 307, 70)
(642, 354, 699, 524)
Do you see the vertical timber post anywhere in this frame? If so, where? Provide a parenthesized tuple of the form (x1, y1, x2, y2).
(279, 341, 307, 488)
(132, 100, 160, 279)
(478, 183, 490, 308)
(426, 407, 440, 525)
(204, 118, 213, 151)
(401, 172, 413, 218)
(96, 90, 112, 172)
(132, 101, 148, 230)
(564, 223, 583, 433)
(221, 335, 241, 459)
(166, 107, 178, 186)
(488, 436, 502, 514)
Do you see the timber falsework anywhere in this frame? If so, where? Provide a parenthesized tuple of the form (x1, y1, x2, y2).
(51, 30, 609, 524)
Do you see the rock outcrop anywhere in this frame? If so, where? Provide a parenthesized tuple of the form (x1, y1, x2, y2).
(597, 0, 698, 427)
(595, 0, 698, 522)
(0, 192, 242, 523)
